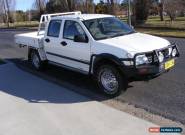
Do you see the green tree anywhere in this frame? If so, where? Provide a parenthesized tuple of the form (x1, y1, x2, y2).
(121, 0, 128, 9)
(15, 10, 28, 22)
(95, 0, 108, 14)
(164, 0, 185, 21)
(134, 0, 152, 24)
(46, 0, 94, 13)
(158, 0, 164, 21)
(33, 0, 46, 20)
(0, 0, 16, 27)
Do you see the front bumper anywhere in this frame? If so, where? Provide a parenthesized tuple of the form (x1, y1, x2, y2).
(123, 59, 175, 78)
(121, 44, 180, 79)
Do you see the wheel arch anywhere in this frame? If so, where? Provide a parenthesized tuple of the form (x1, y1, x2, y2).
(90, 53, 124, 75)
(28, 47, 36, 61)
(28, 47, 47, 61)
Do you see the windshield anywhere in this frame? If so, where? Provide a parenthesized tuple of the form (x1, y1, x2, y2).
(83, 17, 135, 40)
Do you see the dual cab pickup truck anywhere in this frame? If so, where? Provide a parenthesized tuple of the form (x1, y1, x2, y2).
(15, 11, 180, 97)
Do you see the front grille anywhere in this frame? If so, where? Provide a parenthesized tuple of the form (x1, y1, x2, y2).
(161, 48, 170, 59)
(134, 44, 179, 67)
(146, 48, 170, 64)
(146, 53, 158, 64)
(147, 55, 153, 63)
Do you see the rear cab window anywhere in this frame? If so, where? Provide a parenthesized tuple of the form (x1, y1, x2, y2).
(47, 20, 62, 37)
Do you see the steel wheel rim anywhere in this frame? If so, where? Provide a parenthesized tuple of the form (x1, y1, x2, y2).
(100, 69, 118, 93)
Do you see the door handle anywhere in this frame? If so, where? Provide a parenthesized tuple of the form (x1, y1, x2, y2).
(45, 38, 50, 43)
(61, 41, 67, 46)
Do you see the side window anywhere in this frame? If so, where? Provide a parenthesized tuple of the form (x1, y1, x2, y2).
(63, 20, 86, 40)
(47, 20, 62, 37)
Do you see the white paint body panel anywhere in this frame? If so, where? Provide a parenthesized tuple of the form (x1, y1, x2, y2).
(94, 33, 170, 58)
(15, 31, 45, 48)
(43, 19, 91, 73)
(14, 13, 171, 74)
(14, 31, 47, 60)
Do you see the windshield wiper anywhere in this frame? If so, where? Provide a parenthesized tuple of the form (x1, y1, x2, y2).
(125, 31, 136, 35)
(111, 33, 125, 38)
(97, 32, 134, 40)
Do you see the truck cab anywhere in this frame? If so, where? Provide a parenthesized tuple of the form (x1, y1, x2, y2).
(15, 11, 180, 97)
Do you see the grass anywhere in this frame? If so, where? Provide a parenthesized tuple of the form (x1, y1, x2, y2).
(120, 16, 185, 29)
(120, 15, 185, 37)
(144, 16, 185, 29)
(136, 28, 185, 38)
(0, 21, 39, 29)
(136, 16, 185, 37)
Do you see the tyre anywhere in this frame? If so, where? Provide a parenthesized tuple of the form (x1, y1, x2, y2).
(95, 64, 128, 97)
(30, 50, 44, 70)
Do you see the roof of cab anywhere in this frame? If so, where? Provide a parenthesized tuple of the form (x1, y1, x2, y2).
(51, 14, 114, 20)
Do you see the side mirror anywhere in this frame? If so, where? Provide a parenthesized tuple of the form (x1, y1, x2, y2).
(74, 35, 88, 43)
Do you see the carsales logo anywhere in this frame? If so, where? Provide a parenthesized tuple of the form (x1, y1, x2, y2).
(149, 127, 182, 133)
(149, 127, 160, 133)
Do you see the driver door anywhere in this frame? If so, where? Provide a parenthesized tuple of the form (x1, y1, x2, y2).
(60, 20, 91, 73)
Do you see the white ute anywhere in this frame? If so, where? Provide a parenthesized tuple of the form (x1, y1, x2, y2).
(15, 11, 180, 96)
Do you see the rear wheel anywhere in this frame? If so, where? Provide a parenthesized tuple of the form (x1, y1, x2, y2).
(30, 50, 44, 70)
(96, 65, 128, 97)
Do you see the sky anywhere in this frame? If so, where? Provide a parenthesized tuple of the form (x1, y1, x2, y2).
(15, 0, 35, 11)
(15, 0, 100, 11)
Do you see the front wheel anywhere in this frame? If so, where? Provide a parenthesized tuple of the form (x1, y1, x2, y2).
(96, 65, 128, 97)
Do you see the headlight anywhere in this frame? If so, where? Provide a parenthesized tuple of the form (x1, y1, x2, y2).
(172, 48, 177, 57)
(123, 61, 134, 66)
(158, 52, 164, 63)
(135, 55, 149, 65)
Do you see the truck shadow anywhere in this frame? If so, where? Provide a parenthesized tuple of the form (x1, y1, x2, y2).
(0, 58, 113, 104)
